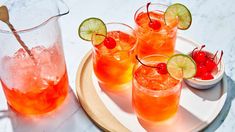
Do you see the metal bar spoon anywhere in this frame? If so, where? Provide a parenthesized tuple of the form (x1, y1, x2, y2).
(0, 5, 36, 64)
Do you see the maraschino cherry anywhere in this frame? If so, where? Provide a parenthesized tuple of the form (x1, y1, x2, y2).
(156, 63, 168, 74)
(103, 37, 116, 49)
(96, 34, 116, 49)
(205, 58, 217, 72)
(191, 45, 223, 80)
(205, 50, 223, 72)
(146, 2, 161, 31)
(195, 63, 207, 77)
(201, 72, 214, 80)
(192, 45, 207, 63)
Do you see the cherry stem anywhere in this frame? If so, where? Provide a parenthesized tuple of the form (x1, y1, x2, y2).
(135, 55, 157, 68)
(192, 47, 198, 58)
(146, 2, 152, 23)
(212, 50, 218, 60)
(199, 45, 205, 52)
(95, 33, 106, 38)
(216, 50, 223, 65)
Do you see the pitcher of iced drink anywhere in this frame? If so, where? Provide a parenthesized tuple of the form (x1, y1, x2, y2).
(0, 0, 69, 115)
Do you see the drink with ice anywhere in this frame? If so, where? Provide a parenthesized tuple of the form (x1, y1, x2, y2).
(1, 44, 68, 115)
(0, 0, 69, 115)
(92, 23, 137, 91)
(132, 55, 182, 122)
(134, 3, 178, 58)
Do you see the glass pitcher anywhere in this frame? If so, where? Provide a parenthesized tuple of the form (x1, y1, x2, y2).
(0, 0, 69, 115)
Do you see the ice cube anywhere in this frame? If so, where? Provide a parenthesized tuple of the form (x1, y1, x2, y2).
(95, 44, 111, 55)
(108, 31, 120, 40)
(113, 51, 129, 61)
(119, 41, 132, 51)
(37, 46, 65, 81)
(0, 45, 66, 93)
(10, 63, 39, 92)
(31, 46, 46, 59)
(13, 48, 28, 58)
(1, 49, 37, 91)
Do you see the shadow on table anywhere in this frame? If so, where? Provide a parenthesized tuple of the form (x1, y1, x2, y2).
(99, 82, 134, 114)
(0, 109, 9, 119)
(138, 106, 203, 132)
(185, 78, 226, 101)
(201, 74, 235, 132)
(0, 87, 98, 132)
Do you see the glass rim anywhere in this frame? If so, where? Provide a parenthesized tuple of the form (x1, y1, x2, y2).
(134, 3, 168, 22)
(134, 3, 178, 32)
(0, 0, 69, 34)
(135, 53, 170, 66)
(133, 54, 182, 96)
(92, 22, 138, 52)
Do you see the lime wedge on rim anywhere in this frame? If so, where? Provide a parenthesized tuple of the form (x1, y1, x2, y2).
(164, 3, 192, 30)
(78, 17, 107, 45)
(167, 54, 196, 80)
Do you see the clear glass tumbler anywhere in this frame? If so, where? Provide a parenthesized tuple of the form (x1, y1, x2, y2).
(132, 54, 182, 122)
(134, 3, 178, 58)
(92, 22, 138, 92)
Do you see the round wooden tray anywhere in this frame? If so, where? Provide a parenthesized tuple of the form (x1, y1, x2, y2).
(76, 36, 227, 132)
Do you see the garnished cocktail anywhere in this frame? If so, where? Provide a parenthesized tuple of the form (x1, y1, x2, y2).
(78, 19, 137, 91)
(93, 27, 137, 91)
(132, 55, 182, 122)
(134, 3, 177, 57)
(133, 53, 196, 122)
(134, 2, 192, 58)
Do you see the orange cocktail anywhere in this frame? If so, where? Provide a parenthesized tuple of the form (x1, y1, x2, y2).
(132, 55, 181, 122)
(134, 3, 178, 58)
(93, 23, 137, 91)
(0, 44, 68, 115)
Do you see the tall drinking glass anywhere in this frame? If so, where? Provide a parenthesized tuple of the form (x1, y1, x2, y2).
(0, 0, 69, 115)
(134, 3, 178, 58)
(92, 22, 137, 92)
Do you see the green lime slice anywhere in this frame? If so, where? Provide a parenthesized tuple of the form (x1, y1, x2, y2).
(78, 17, 107, 45)
(164, 3, 192, 30)
(167, 54, 196, 80)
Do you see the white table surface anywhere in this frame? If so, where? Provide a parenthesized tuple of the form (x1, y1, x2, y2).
(0, 0, 235, 132)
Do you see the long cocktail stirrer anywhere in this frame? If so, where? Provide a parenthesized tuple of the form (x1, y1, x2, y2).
(0, 5, 36, 64)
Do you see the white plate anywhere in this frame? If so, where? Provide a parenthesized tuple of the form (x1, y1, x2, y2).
(76, 35, 227, 132)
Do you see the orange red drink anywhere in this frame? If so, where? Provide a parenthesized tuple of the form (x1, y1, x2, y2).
(132, 55, 182, 122)
(0, 44, 68, 115)
(92, 23, 137, 91)
(134, 3, 178, 58)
